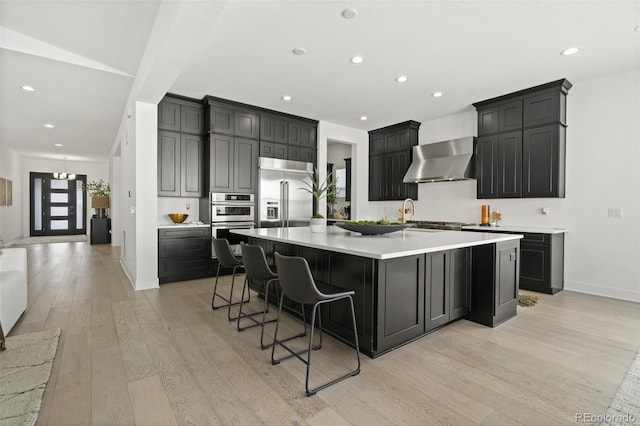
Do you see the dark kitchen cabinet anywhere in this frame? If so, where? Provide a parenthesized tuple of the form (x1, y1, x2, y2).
(159, 96, 204, 135)
(259, 141, 275, 157)
(368, 120, 420, 201)
(158, 130, 181, 196)
(425, 248, 471, 332)
(158, 100, 181, 132)
(497, 131, 522, 198)
(158, 132, 203, 197)
(158, 95, 205, 198)
(468, 240, 519, 327)
(207, 134, 258, 194)
(523, 124, 565, 198)
(464, 229, 564, 295)
(235, 109, 260, 139)
(158, 227, 214, 284)
(209, 103, 235, 135)
(376, 254, 425, 350)
(473, 79, 571, 199)
(260, 115, 287, 143)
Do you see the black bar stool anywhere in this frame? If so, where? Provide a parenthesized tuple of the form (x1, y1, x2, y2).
(237, 244, 279, 349)
(272, 252, 361, 396)
(211, 238, 249, 321)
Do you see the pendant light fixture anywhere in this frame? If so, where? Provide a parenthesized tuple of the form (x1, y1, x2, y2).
(53, 156, 76, 180)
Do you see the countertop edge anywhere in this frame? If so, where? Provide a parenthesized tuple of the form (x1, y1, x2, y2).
(462, 225, 568, 234)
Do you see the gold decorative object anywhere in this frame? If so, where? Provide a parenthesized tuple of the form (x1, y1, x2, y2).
(168, 213, 188, 224)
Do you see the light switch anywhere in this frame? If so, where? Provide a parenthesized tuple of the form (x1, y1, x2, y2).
(608, 207, 622, 218)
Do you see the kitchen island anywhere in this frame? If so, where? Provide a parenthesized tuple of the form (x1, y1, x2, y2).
(234, 226, 523, 357)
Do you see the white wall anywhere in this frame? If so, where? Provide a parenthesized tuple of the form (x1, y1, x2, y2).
(365, 69, 640, 302)
(0, 144, 23, 244)
(158, 196, 201, 226)
(317, 122, 368, 219)
(19, 157, 109, 238)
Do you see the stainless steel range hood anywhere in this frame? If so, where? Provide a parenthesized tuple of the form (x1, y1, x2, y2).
(403, 137, 476, 183)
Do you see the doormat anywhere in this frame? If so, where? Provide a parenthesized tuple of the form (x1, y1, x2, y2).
(9, 235, 87, 245)
(0, 329, 61, 426)
(601, 348, 640, 425)
(518, 293, 540, 307)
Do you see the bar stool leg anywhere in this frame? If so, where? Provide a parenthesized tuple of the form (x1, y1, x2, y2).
(211, 264, 249, 311)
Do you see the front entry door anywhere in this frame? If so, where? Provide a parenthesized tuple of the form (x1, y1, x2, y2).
(30, 172, 87, 236)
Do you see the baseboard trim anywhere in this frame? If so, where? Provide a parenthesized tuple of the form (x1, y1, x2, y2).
(565, 280, 640, 303)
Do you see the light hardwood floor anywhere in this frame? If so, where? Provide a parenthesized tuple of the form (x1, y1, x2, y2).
(8, 241, 640, 425)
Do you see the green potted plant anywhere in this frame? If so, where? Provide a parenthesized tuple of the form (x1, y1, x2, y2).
(84, 179, 111, 218)
(300, 169, 336, 233)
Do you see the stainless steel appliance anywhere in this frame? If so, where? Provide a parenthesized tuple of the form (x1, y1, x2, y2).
(403, 137, 476, 183)
(209, 192, 256, 257)
(258, 157, 313, 228)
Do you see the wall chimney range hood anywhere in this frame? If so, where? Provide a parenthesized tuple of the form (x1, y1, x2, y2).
(403, 137, 476, 183)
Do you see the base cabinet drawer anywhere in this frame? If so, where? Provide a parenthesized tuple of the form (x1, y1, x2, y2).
(158, 229, 215, 284)
(159, 257, 215, 284)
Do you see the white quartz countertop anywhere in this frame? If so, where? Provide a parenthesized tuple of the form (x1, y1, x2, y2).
(158, 223, 209, 229)
(232, 226, 522, 260)
(462, 225, 568, 234)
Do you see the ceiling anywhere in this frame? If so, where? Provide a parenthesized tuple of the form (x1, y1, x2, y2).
(2, 1, 639, 164)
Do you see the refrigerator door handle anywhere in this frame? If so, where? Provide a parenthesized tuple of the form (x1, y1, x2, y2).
(284, 181, 289, 227)
(279, 181, 285, 227)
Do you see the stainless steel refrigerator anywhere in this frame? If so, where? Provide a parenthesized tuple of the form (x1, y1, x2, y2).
(258, 157, 313, 228)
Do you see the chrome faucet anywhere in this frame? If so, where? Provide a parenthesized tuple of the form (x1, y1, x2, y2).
(398, 198, 416, 223)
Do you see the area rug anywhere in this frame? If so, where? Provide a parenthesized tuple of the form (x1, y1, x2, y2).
(601, 348, 640, 425)
(9, 235, 86, 245)
(0, 329, 61, 426)
(518, 293, 540, 307)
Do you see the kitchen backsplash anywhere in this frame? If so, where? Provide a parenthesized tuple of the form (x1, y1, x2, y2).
(157, 197, 201, 225)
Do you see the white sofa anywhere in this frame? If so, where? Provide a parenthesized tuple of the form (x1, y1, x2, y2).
(0, 247, 28, 334)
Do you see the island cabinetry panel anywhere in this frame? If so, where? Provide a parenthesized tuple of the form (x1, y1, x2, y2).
(425, 248, 471, 332)
(473, 79, 571, 199)
(520, 232, 564, 294)
(368, 120, 420, 201)
(376, 255, 424, 353)
(158, 227, 214, 284)
(468, 240, 519, 327)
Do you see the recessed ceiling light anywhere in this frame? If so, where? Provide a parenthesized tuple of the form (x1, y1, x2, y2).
(21, 85, 35, 92)
(395, 76, 408, 83)
(432, 92, 443, 98)
(44, 123, 55, 128)
(560, 47, 580, 56)
(360, 116, 368, 121)
(292, 47, 306, 55)
(350, 56, 364, 64)
(54, 143, 63, 147)
(281, 95, 292, 101)
(342, 9, 358, 19)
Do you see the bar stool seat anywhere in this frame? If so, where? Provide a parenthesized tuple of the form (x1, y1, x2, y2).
(272, 252, 361, 396)
(237, 244, 279, 349)
(211, 238, 249, 321)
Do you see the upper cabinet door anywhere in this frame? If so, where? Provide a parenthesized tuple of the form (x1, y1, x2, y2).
(235, 110, 260, 139)
(158, 131, 181, 196)
(273, 117, 288, 144)
(181, 105, 204, 135)
(158, 101, 181, 132)
(369, 134, 384, 155)
(208, 134, 234, 192)
(384, 132, 399, 152)
(299, 123, 317, 148)
(523, 124, 563, 198)
(181, 134, 204, 197)
(476, 135, 499, 199)
(234, 138, 258, 193)
(523, 91, 561, 128)
(288, 121, 301, 145)
(477, 106, 500, 136)
(498, 100, 522, 132)
(260, 115, 275, 141)
(497, 131, 522, 198)
(209, 104, 235, 135)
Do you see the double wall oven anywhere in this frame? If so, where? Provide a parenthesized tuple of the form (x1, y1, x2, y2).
(209, 193, 255, 257)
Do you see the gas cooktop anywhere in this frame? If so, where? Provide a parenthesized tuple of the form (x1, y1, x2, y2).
(407, 220, 477, 231)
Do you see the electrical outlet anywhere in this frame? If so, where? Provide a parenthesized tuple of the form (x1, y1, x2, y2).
(608, 207, 623, 219)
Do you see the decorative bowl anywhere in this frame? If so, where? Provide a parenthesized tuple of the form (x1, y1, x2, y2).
(335, 223, 414, 235)
(168, 213, 188, 224)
